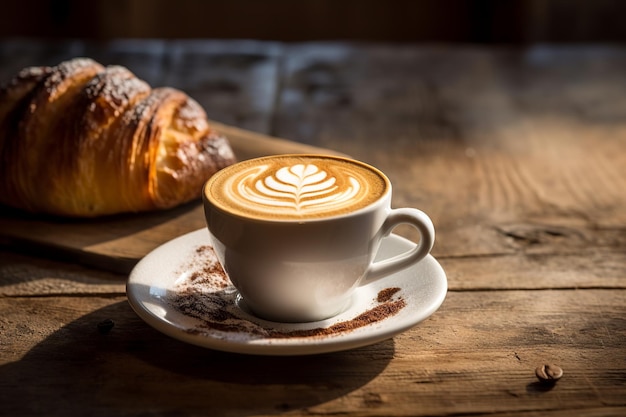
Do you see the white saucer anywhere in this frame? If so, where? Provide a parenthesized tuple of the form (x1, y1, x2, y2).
(126, 229, 447, 356)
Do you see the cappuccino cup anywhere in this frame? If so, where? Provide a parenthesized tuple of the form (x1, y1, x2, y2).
(203, 154, 434, 322)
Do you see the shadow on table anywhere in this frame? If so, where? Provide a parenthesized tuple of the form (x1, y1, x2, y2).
(0, 300, 395, 416)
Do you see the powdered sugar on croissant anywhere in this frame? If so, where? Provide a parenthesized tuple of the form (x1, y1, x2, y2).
(0, 58, 236, 217)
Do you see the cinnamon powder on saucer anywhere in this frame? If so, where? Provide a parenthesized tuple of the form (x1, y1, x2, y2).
(166, 245, 406, 339)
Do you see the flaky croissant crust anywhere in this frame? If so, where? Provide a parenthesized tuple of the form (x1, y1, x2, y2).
(0, 58, 235, 217)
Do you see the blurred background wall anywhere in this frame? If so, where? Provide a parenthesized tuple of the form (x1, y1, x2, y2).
(1, 0, 625, 43)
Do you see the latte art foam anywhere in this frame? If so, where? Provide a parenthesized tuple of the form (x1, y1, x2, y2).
(241, 163, 360, 211)
(206, 155, 388, 220)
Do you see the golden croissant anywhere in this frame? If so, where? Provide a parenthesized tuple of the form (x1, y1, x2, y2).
(0, 57, 236, 217)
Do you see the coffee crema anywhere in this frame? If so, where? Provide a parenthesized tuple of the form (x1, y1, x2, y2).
(205, 155, 388, 220)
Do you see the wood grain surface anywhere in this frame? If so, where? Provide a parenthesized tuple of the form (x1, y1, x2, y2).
(0, 39, 625, 417)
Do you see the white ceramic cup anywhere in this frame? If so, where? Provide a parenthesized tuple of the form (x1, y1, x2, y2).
(203, 154, 434, 322)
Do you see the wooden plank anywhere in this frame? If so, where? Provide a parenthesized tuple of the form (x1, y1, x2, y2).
(272, 45, 626, 260)
(212, 119, 348, 160)
(441, 249, 626, 291)
(0, 250, 124, 297)
(2, 245, 624, 300)
(1, 289, 624, 416)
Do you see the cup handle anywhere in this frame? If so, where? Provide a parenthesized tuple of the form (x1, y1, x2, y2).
(361, 208, 435, 284)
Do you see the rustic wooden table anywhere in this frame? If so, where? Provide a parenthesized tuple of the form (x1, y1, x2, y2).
(0, 39, 624, 417)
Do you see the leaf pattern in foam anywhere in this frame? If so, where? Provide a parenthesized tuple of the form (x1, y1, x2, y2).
(241, 163, 360, 212)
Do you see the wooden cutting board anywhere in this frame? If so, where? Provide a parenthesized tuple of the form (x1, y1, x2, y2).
(0, 121, 345, 274)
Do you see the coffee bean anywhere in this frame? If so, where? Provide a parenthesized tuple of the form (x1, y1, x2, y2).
(535, 364, 563, 384)
(97, 318, 115, 334)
